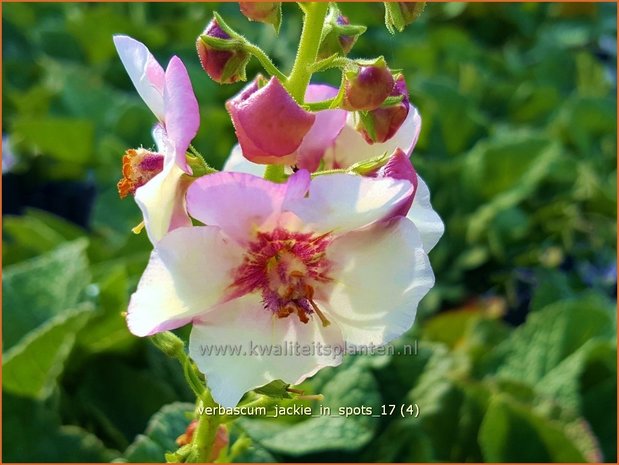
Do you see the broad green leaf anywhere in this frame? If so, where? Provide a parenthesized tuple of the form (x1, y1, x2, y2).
(124, 402, 195, 463)
(3, 239, 91, 350)
(3, 304, 94, 399)
(11, 117, 93, 163)
(239, 363, 382, 456)
(479, 395, 591, 462)
(494, 293, 615, 385)
(3, 392, 119, 462)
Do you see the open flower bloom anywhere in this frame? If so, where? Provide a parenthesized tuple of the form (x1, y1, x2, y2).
(127, 170, 435, 407)
(225, 82, 443, 252)
(114, 35, 200, 243)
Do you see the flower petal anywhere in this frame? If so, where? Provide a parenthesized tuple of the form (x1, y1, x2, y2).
(163, 56, 200, 173)
(407, 175, 444, 252)
(324, 105, 421, 169)
(285, 173, 413, 234)
(135, 160, 192, 244)
(222, 144, 266, 177)
(323, 217, 434, 345)
(226, 77, 316, 164)
(113, 35, 165, 121)
(188, 293, 344, 408)
(296, 85, 347, 172)
(186, 171, 310, 244)
(127, 226, 244, 337)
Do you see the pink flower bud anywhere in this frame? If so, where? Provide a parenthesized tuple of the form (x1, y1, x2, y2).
(239, 3, 282, 31)
(117, 148, 164, 198)
(226, 76, 316, 165)
(376, 148, 418, 217)
(343, 61, 395, 111)
(355, 73, 410, 144)
(196, 19, 250, 84)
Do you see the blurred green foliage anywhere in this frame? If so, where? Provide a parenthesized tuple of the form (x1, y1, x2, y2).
(2, 2, 617, 463)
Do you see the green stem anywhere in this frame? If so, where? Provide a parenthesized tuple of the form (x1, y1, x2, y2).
(244, 42, 287, 81)
(286, 2, 329, 102)
(264, 164, 287, 182)
(193, 399, 220, 462)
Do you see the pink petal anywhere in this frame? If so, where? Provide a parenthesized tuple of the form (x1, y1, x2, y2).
(296, 85, 347, 172)
(113, 35, 165, 121)
(186, 170, 310, 244)
(375, 148, 418, 217)
(226, 77, 316, 164)
(164, 56, 200, 173)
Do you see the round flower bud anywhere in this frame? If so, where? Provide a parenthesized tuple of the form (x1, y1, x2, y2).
(196, 18, 250, 84)
(239, 3, 282, 32)
(342, 60, 395, 112)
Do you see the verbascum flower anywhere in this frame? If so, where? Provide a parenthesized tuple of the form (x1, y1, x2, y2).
(114, 35, 200, 243)
(224, 80, 443, 252)
(127, 170, 435, 407)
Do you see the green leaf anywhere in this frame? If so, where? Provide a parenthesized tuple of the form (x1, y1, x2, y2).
(493, 293, 615, 385)
(239, 363, 382, 456)
(3, 392, 119, 462)
(3, 304, 94, 399)
(479, 395, 590, 462)
(124, 402, 195, 463)
(11, 116, 93, 163)
(3, 239, 91, 350)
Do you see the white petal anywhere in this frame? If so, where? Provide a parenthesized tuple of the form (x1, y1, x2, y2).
(407, 175, 444, 252)
(323, 106, 421, 169)
(223, 144, 266, 177)
(127, 226, 243, 337)
(285, 173, 413, 235)
(113, 35, 165, 121)
(324, 218, 435, 346)
(134, 160, 190, 244)
(189, 294, 344, 408)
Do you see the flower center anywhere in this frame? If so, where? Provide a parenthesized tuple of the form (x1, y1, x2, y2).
(117, 148, 165, 198)
(230, 228, 333, 326)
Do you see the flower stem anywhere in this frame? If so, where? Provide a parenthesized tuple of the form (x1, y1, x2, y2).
(244, 42, 287, 81)
(192, 389, 219, 462)
(286, 2, 328, 103)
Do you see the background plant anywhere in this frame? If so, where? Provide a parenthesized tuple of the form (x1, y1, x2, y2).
(2, 2, 617, 462)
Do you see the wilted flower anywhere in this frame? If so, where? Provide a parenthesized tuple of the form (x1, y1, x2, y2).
(127, 170, 435, 407)
(239, 2, 282, 32)
(196, 18, 250, 84)
(226, 76, 316, 164)
(114, 35, 200, 243)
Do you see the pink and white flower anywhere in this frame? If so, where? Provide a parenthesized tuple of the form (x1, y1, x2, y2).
(225, 81, 443, 252)
(114, 35, 200, 244)
(127, 170, 435, 407)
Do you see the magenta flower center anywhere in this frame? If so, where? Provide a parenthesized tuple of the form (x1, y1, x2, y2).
(230, 228, 333, 325)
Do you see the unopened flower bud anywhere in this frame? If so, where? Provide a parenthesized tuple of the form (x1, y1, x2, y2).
(355, 73, 410, 144)
(117, 148, 164, 198)
(239, 2, 282, 32)
(196, 18, 250, 84)
(342, 59, 395, 111)
(317, 6, 366, 59)
(226, 75, 315, 165)
(385, 2, 426, 34)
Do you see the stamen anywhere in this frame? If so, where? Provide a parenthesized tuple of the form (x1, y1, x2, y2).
(132, 221, 145, 234)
